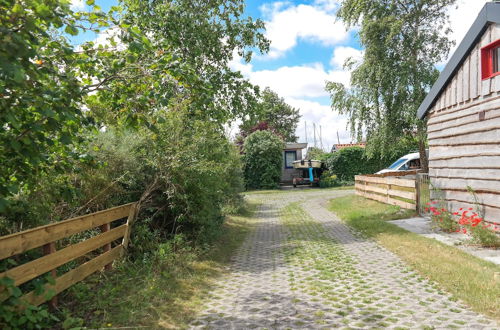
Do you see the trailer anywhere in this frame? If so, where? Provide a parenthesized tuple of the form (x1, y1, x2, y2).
(291, 159, 324, 187)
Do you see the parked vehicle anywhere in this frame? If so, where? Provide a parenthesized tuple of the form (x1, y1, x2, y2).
(376, 152, 422, 174)
(292, 159, 324, 187)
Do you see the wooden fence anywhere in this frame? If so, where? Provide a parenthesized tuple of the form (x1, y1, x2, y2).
(355, 175, 417, 210)
(0, 202, 137, 307)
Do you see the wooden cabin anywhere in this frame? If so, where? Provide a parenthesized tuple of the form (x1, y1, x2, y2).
(281, 142, 307, 183)
(417, 2, 500, 223)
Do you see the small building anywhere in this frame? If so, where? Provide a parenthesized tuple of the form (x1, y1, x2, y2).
(417, 2, 500, 222)
(282, 142, 307, 183)
(331, 143, 366, 153)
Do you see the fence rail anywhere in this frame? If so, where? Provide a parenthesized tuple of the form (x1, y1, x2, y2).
(0, 202, 137, 307)
(355, 175, 417, 210)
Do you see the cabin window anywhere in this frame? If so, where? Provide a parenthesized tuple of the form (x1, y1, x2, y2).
(284, 151, 296, 169)
(481, 39, 500, 79)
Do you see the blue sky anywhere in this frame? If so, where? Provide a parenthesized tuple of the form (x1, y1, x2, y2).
(71, 0, 488, 150)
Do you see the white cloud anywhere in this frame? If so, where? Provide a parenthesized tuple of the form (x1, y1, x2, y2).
(330, 46, 363, 69)
(228, 57, 352, 146)
(243, 62, 350, 100)
(261, 2, 349, 59)
(70, 0, 85, 11)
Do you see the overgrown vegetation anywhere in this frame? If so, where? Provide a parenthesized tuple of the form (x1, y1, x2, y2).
(0, 0, 269, 327)
(60, 202, 258, 328)
(243, 130, 284, 190)
(329, 195, 500, 319)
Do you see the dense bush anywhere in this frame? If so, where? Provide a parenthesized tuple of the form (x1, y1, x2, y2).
(324, 147, 385, 181)
(243, 130, 284, 190)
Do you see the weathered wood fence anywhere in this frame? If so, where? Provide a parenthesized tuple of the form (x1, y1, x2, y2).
(355, 175, 417, 210)
(0, 202, 137, 307)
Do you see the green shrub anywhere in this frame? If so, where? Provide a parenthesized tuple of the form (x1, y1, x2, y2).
(324, 147, 382, 181)
(243, 130, 284, 190)
(319, 171, 340, 188)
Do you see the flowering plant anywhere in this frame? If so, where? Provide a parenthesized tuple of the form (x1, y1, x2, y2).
(427, 202, 500, 248)
(453, 208, 500, 248)
(426, 201, 459, 233)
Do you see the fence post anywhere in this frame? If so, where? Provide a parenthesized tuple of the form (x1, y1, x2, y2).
(99, 223, 112, 271)
(42, 242, 58, 308)
(121, 203, 137, 252)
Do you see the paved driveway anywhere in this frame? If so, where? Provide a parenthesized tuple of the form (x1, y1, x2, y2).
(190, 189, 497, 329)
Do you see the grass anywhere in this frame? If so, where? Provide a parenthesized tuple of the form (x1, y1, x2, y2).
(329, 195, 500, 319)
(61, 202, 258, 329)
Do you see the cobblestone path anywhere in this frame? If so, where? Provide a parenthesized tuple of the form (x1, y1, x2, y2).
(190, 190, 498, 329)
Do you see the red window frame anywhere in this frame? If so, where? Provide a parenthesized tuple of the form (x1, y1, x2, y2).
(481, 39, 500, 80)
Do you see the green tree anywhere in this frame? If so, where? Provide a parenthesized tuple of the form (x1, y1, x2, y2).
(118, 0, 270, 123)
(327, 0, 456, 172)
(240, 87, 301, 142)
(243, 130, 284, 190)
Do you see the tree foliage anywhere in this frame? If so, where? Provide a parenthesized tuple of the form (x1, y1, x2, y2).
(0, 0, 268, 210)
(324, 147, 382, 181)
(327, 0, 457, 171)
(240, 87, 301, 142)
(243, 130, 284, 190)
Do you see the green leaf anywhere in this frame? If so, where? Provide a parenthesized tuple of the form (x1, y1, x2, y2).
(64, 25, 79, 36)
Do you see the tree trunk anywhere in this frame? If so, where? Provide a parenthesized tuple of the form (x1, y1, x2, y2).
(417, 121, 428, 173)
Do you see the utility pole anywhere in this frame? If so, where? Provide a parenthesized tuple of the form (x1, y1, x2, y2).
(320, 125, 323, 151)
(337, 130, 340, 144)
(313, 123, 317, 148)
(305, 121, 308, 143)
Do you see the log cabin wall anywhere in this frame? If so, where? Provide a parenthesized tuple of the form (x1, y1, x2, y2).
(427, 23, 500, 223)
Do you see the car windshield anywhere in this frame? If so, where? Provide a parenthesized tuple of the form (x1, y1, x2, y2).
(387, 157, 408, 170)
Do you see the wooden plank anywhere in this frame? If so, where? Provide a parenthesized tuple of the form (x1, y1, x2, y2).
(430, 168, 500, 181)
(429, 109, 500, 136)
(457, 66, 463, 103)
(430, 178, 500, 195)
(121, 204, 137, 250)
(494, 75, 500, 93)
(22, 246, 123, 307)
(428, 94, 500, 126)
(445, 81, 451, 107)
(385, 177, 415, 188)
(0, 225, 126, 287)
(387, 197, 415, 209)
(357, 176, 386, 184)
(451, 76, 457, 105)
(429, 128, 500, 146)
(470, 46, 479, 99)
(430, 155, 500, 168)
(435, 189, 500, 209)
(428, 118, 500, 140)
(430, 144, 500, 160)
(364, 185, 388, 195)
(388, 189, 416, 201)
(0, 203, 134, 260)
(364, 192, 388, 204)
(463, 56, 470, 101)
(446, 200, 500, 224)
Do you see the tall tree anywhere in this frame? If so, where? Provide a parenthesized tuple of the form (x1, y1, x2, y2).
(327, 0, 456, 172)
(240, 87, 301, 142)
